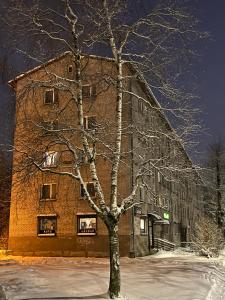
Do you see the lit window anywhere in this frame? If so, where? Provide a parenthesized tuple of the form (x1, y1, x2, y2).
(44, 89, 58, 104)
(83, 116, 97, 130)
(80, 182, 95, 198)
(140, 217, 147, 234)
(43, 151, 58, 167)
(77, 215, 97, 235)
(41, 183, 56, 200)
(38, 216, 57, 236)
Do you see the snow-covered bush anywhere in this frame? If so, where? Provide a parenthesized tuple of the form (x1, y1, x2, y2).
(192, 216, 224, 258)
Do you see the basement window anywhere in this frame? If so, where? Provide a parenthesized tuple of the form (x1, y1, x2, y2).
(40, 183, 56, 200)
(77, 214, 97, 235)
(44, 89, 59, 104)
(38, 216, 57, 236)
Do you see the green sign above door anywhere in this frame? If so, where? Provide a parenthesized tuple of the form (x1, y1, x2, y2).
(163, 212, 170, 220)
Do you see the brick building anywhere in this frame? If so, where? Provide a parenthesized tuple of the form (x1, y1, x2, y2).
(8, 52, 203, 257)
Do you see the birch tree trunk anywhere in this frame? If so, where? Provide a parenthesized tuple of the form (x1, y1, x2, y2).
(108, 224, 121, 299)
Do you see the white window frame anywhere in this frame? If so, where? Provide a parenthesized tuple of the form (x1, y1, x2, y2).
(43, 151, 58, 167)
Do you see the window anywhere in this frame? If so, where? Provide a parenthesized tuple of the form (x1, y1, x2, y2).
(60, 150, 74, 165)
(84, 116, 97, 130)
(77, 214, 97, 235)
(68, 65, 73, 73)
(41, 183, 56, 200)
(139, 185, 144, 202)
(44, 89, 58, 104)
(80, 182, 95, 198)
(140, 217, 147, 234)
(82, 85, 96, 99)
(38, 216, 57, 236)
(43, 151, 58, 167)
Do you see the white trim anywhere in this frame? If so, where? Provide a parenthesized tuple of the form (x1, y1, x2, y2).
(37, 214, 57, 217)
(76, 212, 97, 216)
(38, 233, 56, 237)
(77, 233, 96, 236)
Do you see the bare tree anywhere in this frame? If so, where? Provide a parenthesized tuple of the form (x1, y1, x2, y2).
(6, 1, 206, 298)
(204, 138, 225, 229)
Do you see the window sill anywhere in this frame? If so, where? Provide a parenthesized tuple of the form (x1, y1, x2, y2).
(38, 234, 56, 237)
(40, 198, 56, 201)
(77, 233, 96, 236)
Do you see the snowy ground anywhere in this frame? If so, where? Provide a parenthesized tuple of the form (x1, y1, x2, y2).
(0, 250, 225, 300)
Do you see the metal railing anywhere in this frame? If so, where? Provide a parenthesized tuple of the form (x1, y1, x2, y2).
(154, 238, 176, 251)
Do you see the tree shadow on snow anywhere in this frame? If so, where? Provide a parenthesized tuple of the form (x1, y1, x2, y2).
(20, 293, 108, 300)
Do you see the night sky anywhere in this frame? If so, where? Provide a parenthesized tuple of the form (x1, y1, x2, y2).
(0, 0, 225, 163)
(194, 0, 225, 150)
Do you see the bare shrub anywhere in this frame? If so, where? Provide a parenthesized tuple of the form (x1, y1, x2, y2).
(192, 216, 224, 258)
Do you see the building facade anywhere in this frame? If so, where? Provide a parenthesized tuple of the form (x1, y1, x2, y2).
(8, 52, 203, 257)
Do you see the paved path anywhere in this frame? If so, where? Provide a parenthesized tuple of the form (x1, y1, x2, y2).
(0, 256, 224, 300)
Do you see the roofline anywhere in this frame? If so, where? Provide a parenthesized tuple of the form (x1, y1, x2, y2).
(8, 51, 115, 88)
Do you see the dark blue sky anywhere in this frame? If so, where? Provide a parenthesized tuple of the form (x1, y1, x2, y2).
(195, 1, 225, 148)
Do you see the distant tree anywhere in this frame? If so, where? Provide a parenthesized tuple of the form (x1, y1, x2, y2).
(205, 138, 225, 229)
(6, 0, 206, 299)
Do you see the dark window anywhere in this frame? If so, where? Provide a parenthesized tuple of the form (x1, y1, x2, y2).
(38, 216, 57, 236)
(41, 184, 56, 200)
(44, 89, 58, 104)
(68, 65, 73, 73)
(84, 116, 97, 130)
(77, 215, 97, 235)
(80, 182, 95, 198)
(82, 85, 91, 98)
(82, 85, 96, 99)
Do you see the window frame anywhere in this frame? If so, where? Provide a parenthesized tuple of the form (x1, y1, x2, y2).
(80, 182, 96, 198)
(43, 151, 59, 168)
(37, 215, 57, 237)
(77, 214, 97, 236)
(40, 183, 57, 201)
(140, 216, 147, 235)
(83, 116, 97, 130)
(82, 85, 96, 99)
(44, 88, 58, 105)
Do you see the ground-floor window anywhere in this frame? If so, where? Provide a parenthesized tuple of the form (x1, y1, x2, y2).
(77, 214, 97, 235)
(37, 215, 57, 236)
(140, 217, 147, 234)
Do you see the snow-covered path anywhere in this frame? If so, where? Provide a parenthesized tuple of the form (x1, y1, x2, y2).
(0, 255, 224, 300)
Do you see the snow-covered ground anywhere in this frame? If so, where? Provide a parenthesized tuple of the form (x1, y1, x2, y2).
(0, 250, 225, 300)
